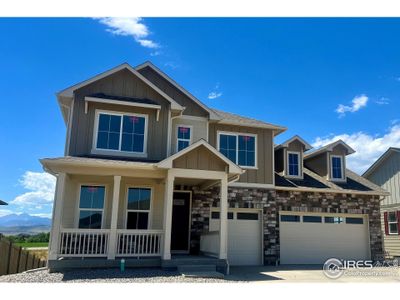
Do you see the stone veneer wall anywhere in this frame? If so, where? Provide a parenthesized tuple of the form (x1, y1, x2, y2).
(190, 187, 383, 264)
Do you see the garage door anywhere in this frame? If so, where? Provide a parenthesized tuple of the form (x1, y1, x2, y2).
(279, 211, 370, 264)
(210, 209, 262, 266)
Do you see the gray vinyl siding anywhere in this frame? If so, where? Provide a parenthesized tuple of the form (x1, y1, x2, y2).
(171, 117, 208, 154)
(138, 66, 209, 118)
(367, 152, 400, 207)
(381, 208, 400, 257)
(208, 123, 274, 185)
(68, 69, 170, 161)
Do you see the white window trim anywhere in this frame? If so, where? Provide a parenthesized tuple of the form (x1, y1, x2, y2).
(388, 211, 398, 235)
(92, 109, 148, 158)
(330, 155, 346, 182)
(125, 186, 153, 230)
(75, 184, 107, 229)
(176, 124, 193, 152)
(286, 151, 302, 179)
(216, 131, 258, 169)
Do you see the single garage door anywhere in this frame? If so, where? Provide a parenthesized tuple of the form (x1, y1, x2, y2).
(210, 209, 262, 266)
(279, 211, 370, 264)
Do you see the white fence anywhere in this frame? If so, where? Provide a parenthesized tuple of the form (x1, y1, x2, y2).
(59, 229, 110, 257)
(116, 230, 163, 257)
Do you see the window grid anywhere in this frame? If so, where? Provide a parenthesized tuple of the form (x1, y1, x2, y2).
(287, 152, 300, 176)
(176, 126, 191, 152)
(126, 187, 151, 230)
(218, 132, 256, 168)
(331, 156, 343, 179)
(78, 185, 105, 229)
(388, 212, 398, 235)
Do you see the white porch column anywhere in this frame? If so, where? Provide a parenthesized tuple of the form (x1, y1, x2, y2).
(162, 170, 174, 260)
(49, 173, 66, 260)
(108, 175, 121, 260)
(219, 175, 228, 259)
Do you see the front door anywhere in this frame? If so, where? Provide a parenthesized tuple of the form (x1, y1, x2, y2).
(171, 191, 191, 253)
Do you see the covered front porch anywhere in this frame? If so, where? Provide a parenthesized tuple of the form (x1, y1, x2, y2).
(42, 140, 244, 269)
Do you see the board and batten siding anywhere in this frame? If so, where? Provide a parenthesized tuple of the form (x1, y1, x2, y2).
(171, 117, 208, 154)
(69, 69, 170, 161)
(366, 151, 400, 207)
(208, 124, 274, 185)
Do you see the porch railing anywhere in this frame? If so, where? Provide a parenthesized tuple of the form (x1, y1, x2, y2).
(59, 229, 110, 257)
(116, 230, 163, 257)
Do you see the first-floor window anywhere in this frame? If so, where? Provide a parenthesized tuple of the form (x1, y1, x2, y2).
(219, 132, 256, 167)
(177, 125, 191, 151)
(126, 187, 151, 229)
(287, 152, 300, 176)
(388, 212, 399, 235)
(78, 185, 105, 229)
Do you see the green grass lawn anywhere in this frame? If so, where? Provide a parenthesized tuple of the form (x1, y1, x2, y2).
(15, 242, 49, 248)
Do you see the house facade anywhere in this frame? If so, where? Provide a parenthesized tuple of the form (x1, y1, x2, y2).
(41, 62, 387, 272)
(363, 148, 400, 259)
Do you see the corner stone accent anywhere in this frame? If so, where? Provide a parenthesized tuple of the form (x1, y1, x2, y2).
(190, 187, 383, 264)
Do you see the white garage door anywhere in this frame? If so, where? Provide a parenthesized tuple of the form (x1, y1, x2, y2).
(279, 212, 370, 264)
(210, 209, 262, 266)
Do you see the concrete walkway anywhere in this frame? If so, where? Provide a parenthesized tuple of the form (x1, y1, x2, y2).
(226, 265, 400, 282)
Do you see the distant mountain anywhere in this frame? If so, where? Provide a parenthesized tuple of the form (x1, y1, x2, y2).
(0, 213, 51, 227)
(0, 225, 51, 236)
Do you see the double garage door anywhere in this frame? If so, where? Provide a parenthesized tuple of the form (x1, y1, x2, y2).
(279, 211, 370, 264)
(210, 209, 263, 266)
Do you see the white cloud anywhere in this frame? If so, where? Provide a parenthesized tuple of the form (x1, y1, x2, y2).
(312, 124, 400, 174)
(208, 83, 223, 100)
(335, 94, 368, 117)
(11, 171, 56, 207)
(0, 209, 13, 217)
(97, 17, 159, 49)
(31, 213, 52, 219)
(376, 97, 390, 105)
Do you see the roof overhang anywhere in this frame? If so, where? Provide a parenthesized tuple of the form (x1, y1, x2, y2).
(0, 200, 7, 205)
(216, 119, 287, 135)
(363, 147, 400, 178)
(157, 139, 244, 175)
(275, 135, 313, 151)
(304, 139, 355, 159)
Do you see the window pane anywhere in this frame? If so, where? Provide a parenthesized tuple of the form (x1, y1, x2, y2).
(178, 140, 190, 151)
(121, 116, 145, 153)
(280, 215, 300, 222)
(220, 134, 237, 163)
(127, 188, 151, 210)
(303, 216, 322, 223)
(127, 212, 149, 229)
(388, 212, 397, 222)
(389, 223, 398, 234)
(325, 216, 344, 224)
(211, 211, 220, 219)
(331, 157, 342, 179)
(132, 134, 144, 152)
(237, 212, 258, 220)
(79, 186, 105, 209)
(97, 114, 121, 150)
(108, 132, 120, 150)
(346, 217, 363, 224)
(79, 210, 102, 229)
(238, 135, 255, 167)
(288, 153, 299, 176)
(177, 126, 191, 140)
(98, 114, 110, 131)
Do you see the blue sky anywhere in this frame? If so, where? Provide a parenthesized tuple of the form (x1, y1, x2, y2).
(0, 18, 400, 218)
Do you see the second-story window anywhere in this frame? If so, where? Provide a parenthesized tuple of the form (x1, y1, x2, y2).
(287, 152, 300, 177)
(95, 111, 147, 154)
(218, 132, 256, 168)
(331, 156, 344, 180)
(177, 125, 191, 152)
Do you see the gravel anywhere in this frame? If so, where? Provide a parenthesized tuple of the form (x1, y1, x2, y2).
(0, 268, 241, 283)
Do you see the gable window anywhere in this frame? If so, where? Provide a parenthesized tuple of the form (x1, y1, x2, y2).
(388, 212, 399, 235)
(176, 125, 192, 152)
(78, 185, 105, 229)
(287, 152, 300, 177)
(126, 187, 151, 229)
(94, 111, 147, 155)
(331, 155, 344, 180)
(218, 132, 256, 168)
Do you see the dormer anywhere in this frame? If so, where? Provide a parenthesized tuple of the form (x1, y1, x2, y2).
(274, 135, 312, 179)
(304, 140, 355, 182)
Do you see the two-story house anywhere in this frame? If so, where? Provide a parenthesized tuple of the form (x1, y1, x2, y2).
(363, 148, 400, 260)
(41, 61, 387, 273)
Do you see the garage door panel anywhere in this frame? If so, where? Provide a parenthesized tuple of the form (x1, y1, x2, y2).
(280, 212, 370, 264)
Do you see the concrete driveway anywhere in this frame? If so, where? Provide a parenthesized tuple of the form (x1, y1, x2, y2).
(226, 265, 400, 282)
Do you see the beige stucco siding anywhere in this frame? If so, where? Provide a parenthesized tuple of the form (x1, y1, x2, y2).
(208, 124, 274, 185)
(380, 208, 400, 257)
(138, 66, 209, 117)
(171, 117, 208, 154)
(60, 175, 164, 230)
(69, 69, 170, 161)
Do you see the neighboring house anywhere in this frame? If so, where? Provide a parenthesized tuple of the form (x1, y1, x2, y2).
(41, 61, 387, 273)
(0, 200, 7, 205)
(363, 148, 400, 259)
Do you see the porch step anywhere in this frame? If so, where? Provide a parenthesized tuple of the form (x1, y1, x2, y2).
(182, 271, 225, 279)
(178, 264, 216, 273)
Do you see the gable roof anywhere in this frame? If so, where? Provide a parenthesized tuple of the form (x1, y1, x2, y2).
(363, 147, 400, 178)
(275, 135, 313, 151)
(135, 61, 221, 121)
(57, 63, 184, 111)
(157, 139, 244, 175)
(211, 109, 286, 135)
(304, 139, 355, 159)
(0, 199, 7, 205)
